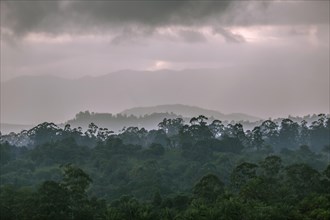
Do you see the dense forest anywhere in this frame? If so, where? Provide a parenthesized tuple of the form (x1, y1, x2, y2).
(65, 110, 328, 132)
(1, 114, 329, 219)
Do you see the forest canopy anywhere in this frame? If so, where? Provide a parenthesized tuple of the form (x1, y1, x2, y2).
(0, 114, 329, 219)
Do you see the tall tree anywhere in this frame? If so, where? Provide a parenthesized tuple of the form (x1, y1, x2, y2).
(279, 119, 299, 149)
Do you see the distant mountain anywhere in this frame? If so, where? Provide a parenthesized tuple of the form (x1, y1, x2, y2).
(2, 68, 257, 124)
(121, 104, 261, 122)
(1, 68, 328, 126)
(61, 104, 261, 133)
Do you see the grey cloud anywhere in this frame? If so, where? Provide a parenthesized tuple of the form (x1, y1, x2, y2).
(111, 27, 207, 45)
(1, 0, 329, 44)
(177, 30, 207, 43)
(1, 1, 64, 36)
(224, 1, 329, 26)
(110, 26, 154, 45)
(2, 1, 328, 39)
(1, 0, 230, 36)
(212, 27, 245, 43)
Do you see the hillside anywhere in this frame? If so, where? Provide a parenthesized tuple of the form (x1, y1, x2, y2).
(64, 105, 261, 132)
(121, 104, 261, 121)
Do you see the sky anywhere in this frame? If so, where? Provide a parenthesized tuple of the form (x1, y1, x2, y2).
(0, 0, 329, 123)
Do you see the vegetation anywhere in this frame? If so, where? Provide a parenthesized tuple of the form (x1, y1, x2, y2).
(0, 114, 329, 219)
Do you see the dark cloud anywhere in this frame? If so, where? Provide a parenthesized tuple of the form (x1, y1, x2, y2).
(1, 1, 328, 42)
(1, 1, 63, 35)
(224, 1, 329, 26)
(1, 0, 230, 36)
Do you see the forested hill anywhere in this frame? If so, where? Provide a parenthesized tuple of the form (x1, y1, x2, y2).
(64, 111, 261, 133)
(120, 104, 261, 121)
(1, 108, 327, 135)
(0, 114, 329, 219)
(64, 110, 328, 133)
(2, 114, 329, 151)
(65, 104, 262, 132)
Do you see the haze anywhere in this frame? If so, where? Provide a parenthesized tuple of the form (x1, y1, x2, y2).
(1, 1, 329, 124)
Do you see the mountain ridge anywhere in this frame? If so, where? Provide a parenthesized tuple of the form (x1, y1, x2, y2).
(0, 68, 240, 124)
(120, 104, 261, 122)
(2, 68, 322, 125)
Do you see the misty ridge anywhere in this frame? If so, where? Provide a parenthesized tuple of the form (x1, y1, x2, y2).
(1, 111, 329, 152)
(1, 103, 328, 135)
(0, 102, 260, 134)
(1, 68, 328, 126)
(1, 68, 256, 125)
(65, 105, 327, 132)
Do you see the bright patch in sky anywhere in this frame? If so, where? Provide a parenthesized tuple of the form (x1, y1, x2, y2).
(148, 60, 171, 71)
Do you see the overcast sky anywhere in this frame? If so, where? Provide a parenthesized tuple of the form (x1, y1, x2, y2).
(1, 0, 329, 121)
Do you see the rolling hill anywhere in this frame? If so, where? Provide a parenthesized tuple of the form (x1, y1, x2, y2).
(121, 104, 261, 121)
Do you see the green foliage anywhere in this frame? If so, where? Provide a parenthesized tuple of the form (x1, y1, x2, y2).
(193, 174, 224, 202)
(37, 180, 70, 220)
(29, 138, 90, 166)
(142, 143, 165, 158)
(0, 115, 329, 219)
(231, 162, 258, 191)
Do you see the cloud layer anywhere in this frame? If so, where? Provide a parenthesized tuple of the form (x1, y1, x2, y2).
(1, 1, 328, 37)
(1, 1, 230, 36)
